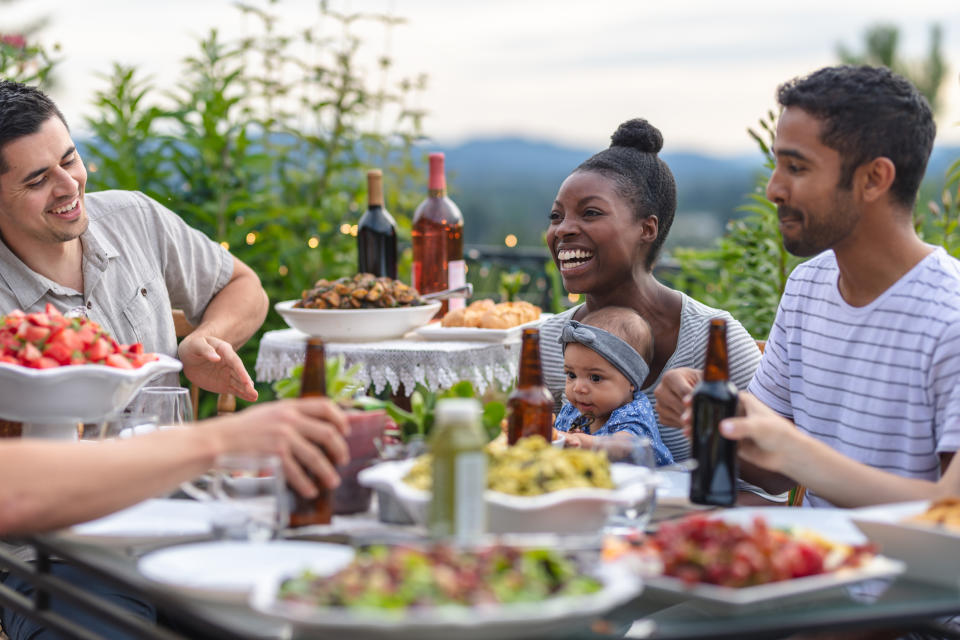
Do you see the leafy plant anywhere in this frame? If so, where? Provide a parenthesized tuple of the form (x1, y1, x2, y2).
(385, 381, 506, 443)
(272, 355, 369, 407)
(81, 2, 427, 416)
(666, 111, 804, 340)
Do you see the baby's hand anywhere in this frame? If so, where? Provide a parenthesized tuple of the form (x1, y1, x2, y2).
(563, 432, 594, 449)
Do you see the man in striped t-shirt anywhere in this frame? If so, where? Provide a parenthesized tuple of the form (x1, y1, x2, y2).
(659, 65, 960, 509)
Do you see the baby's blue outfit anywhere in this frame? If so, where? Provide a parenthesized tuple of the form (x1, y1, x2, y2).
(554, 391, 674, 466)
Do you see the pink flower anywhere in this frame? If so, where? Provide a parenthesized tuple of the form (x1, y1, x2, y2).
(1, 34, 27, 49)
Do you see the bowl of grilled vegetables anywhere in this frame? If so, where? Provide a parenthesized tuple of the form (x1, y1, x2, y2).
(275, 274, 441, 342)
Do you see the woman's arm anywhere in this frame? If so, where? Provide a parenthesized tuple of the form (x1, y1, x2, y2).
(720, 393, 954, 508)
(0, 398, 348, 535)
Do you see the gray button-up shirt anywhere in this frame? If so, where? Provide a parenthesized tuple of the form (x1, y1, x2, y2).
(0, 190, 233, 359)
(0, 190, 233, 564)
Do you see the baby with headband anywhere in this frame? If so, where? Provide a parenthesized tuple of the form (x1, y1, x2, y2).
(556, 306, 673, 465)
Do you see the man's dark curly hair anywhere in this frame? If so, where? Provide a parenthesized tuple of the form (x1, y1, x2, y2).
(0, 80, 68, 174)
(576, 118, 677, 270)
(777, 65, 935, 208)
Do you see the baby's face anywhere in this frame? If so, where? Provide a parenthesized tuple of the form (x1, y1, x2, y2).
(563, 343, 635, 426)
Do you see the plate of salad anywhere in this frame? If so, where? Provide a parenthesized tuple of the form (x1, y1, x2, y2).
(250, 543, 642, 640)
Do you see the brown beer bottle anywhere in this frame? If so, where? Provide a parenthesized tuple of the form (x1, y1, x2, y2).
(288, 338, 333, 527)
(507, 328, 554, 444)
(689, 318, 739, 506)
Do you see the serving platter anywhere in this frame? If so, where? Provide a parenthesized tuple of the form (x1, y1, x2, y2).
(358, 459, 656, 535)
(639, 506, 904, 609)
(249, 564, 642, 640)
(852, 500, 960, 588)
(274, 300, 441, 342)
(642, 555, 903, 608)
(414, 314, 553, 343)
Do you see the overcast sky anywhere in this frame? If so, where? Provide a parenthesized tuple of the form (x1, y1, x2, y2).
(10, 0, 960, 154)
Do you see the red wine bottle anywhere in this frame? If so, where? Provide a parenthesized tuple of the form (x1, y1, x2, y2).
(412, 153, 465, 315)
(357, 169, 398, 279)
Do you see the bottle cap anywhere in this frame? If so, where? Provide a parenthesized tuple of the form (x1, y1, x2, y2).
(435, 397, 480, 425)
(428, 152, 446, 192)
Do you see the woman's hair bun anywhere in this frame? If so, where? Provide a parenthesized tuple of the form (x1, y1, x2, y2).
(610, 119, 663, 154)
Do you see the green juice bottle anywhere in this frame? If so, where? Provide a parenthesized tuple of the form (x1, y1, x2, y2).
(429, 398, 487, 543)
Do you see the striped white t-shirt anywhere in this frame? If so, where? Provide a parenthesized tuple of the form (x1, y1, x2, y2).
(540, 295, 763, 461)
(749, 247, 960, 508)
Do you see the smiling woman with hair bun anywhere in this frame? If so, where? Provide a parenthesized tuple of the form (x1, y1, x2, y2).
(538, 118, 762, 462)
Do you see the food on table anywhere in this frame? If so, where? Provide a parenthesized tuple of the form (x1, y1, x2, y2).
(0, 305, 157, 369)
(295, 273, 424, 309)
(278, 544, 601, 609)
(602, 514, 877, 588)
(907, 496, 960, 531)
(404, 435, 614, 495)
(441, 299, 541, 329)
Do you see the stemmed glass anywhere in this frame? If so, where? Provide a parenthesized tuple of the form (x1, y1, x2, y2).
(128, 386, 194, 427)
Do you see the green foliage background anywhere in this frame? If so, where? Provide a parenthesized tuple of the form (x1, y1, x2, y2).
(3, 4, 428, 414)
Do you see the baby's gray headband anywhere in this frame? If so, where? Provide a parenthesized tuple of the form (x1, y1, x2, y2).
(559, 320, 649, 391)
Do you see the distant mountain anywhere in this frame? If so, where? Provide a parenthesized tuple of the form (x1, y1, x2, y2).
(437, 137, 960, 249)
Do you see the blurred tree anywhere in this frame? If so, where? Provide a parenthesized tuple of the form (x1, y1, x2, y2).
(837, 23, 947, 115)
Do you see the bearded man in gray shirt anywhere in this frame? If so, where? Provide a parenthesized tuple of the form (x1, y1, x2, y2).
(0, 80, 267, 402)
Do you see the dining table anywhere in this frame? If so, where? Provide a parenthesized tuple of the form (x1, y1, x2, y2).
(3, 485, 960, 640)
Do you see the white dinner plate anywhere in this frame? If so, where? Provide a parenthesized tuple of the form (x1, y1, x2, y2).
(139, 540, 354, 604)
(250, 564, 642, 640)
(65, 498, 215, 547)
(414, 314, 553, 343)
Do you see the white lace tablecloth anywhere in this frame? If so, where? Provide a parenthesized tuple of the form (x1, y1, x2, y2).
(256, 328, 521, 396)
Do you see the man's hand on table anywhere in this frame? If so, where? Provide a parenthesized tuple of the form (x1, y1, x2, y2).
(654, 367, 702, 430)
(204, 397, 351, 497)
(179, 333, 258, 402)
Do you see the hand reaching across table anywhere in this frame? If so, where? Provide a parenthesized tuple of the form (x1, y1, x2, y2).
(178, 332, 258, 402)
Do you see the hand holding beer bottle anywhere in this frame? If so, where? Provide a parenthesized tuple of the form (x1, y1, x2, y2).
(289, 338, 335, 527)
(689, 318, 739, 506)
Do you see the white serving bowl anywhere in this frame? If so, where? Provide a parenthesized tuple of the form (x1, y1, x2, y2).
(358, 459, 655, 535)
(0, 353, 182, 422)
(274, 300, 442, 342)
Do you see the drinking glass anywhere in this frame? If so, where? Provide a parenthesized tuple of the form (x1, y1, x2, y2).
(129, 386, 193, 426)
(205, 454, 287, 542)
(87, 414, 161, 440)
(595, 434, 659, 534)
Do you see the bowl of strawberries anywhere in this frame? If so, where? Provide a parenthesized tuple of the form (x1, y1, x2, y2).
(0, 305, 182, 423)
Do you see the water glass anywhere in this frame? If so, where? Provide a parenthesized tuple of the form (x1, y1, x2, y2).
(185, 454, 287, 542)
(596, 435, 658, 533)
(129, 386, 193, 426)
(90, 414, 161, 440)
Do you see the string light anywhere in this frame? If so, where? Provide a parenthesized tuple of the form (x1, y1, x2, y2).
(245, 232, 257, 245)
(504, 234, 518, 248)
(308, 237, 319, 249)
(567, 293, 580, 303)
(279, 265, 288, 276)
(220, 241, 230, 250)
(340, 223, 352, 235)
(350, 224, 358, 237)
